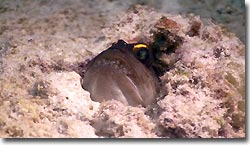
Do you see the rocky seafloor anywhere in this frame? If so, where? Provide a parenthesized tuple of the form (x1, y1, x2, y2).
(0, 0, 245, 138)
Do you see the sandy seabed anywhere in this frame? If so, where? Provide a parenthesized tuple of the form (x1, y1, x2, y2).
(0, 0, 245, 138)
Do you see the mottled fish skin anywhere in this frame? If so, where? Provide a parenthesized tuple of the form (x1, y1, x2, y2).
(82, 40, 158, 107)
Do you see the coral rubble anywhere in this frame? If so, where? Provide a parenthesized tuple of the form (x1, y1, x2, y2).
(0, 1, 245, 138)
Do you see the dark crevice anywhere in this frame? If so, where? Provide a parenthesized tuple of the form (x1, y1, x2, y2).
(150, 30, 184, 77)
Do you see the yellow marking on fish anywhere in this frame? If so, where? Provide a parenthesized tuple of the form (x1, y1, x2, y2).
(133, 44, 148, 52)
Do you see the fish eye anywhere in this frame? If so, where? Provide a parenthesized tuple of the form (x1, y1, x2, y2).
(136, 49, 149, 60)
(133, 44, 149, 61)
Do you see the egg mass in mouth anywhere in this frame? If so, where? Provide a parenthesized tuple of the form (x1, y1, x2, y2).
(82, 40, 159, 107)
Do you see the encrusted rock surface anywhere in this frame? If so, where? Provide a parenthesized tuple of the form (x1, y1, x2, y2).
(0, 1, 245, 138)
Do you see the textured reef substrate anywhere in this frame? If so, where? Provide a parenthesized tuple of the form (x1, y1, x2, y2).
(0, 1, 245, 138)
